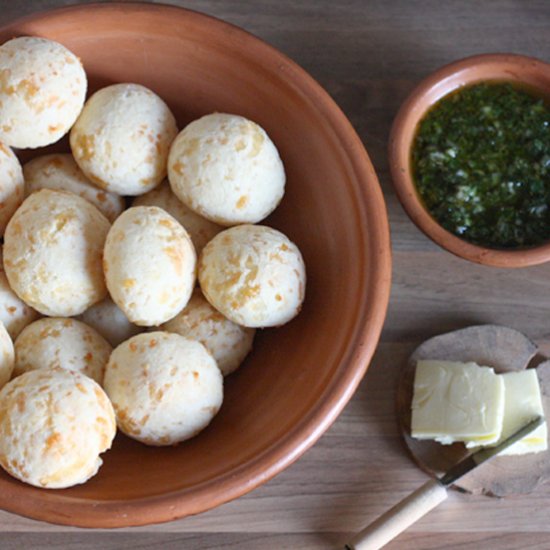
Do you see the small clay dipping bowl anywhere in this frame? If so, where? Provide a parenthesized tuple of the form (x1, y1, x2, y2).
(389, 54, 550, 267)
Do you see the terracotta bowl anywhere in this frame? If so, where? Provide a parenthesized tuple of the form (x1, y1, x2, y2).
(0, 3, 391, 527)
(389, 54, 550, 267)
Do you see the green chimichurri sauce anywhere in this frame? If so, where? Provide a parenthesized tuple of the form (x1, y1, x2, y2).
(412, 82, 550, 248)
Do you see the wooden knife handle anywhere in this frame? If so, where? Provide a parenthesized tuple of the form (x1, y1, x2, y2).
(345, 478, 448, 550)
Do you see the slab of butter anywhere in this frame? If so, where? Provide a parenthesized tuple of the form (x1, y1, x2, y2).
(489, 370, 547, 455)
(411, 360, 505, 445)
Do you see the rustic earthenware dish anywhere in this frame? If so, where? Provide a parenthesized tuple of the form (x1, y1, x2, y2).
(0, 3, 391, 527)
(389, 54, 550, 267)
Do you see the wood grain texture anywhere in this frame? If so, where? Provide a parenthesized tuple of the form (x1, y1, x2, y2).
(0, 0, 549, 548)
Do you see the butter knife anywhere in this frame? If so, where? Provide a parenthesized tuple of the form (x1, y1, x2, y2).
(345, 416, 545, 550)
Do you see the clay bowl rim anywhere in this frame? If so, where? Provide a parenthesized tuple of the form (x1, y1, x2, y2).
(389, 53, 550, 268)
(0, 2, 392, 528)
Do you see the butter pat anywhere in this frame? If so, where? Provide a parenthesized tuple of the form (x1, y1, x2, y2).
(411, 360, 505, 445)
(493, 370, 547, 455)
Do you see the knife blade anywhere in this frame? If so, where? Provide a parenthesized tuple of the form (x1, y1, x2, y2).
(345, 416, 545, 550)
(439, 415, 545, 486)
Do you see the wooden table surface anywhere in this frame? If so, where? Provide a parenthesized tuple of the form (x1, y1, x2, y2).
(1, 0, 550, 548)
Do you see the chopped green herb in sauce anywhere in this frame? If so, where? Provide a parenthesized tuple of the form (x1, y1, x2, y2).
(412, 82, 550, 248)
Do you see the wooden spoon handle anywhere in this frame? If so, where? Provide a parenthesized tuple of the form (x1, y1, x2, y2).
(345, 478, 448, 550)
